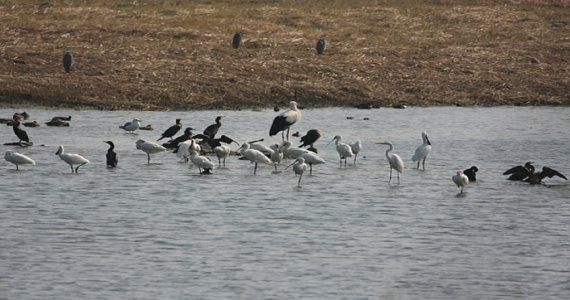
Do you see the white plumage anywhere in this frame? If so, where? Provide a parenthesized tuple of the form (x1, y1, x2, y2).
(119, 118, 141, 133)
(269, 101, 301, 141)
(249, 142, 274, 156)
(55, 145, 89, 173)
(286, 157, 308, 187)
(238, 143, 272, 174)
(213, 145, 231, 167)
(350, 140, 362, 164)
(452, 170, 469, 194)
(328, 135, 353, 167)
(189, 151, 215, 174)
(378, 142, 404, 184)
(299, 152, 325, 175)
(4, 151, 36, 170)
(176, 140, 201, 162)
(280, 141, 309, 159)
(136, 139, 166, 164)
(270, 143, 284, 171)
(412, 131, 432, 169)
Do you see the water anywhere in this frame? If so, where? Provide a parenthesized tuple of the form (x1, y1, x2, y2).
(1, 107, 569, 299)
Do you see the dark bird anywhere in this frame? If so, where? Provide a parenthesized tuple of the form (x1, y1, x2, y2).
(504, 162, 535, 181)
(51, 116, 71, 121)
(162, 127, 194, 149)
(23, 121, 40, 127)
(45, 119, 70, 127)
(104, 141, 118, 168)
(63, 51, 73, 73)
(316, 38, 326, 55)
(270, 101, 301, 141)
(157, 118, 182, 141)
(12, 121, 30, 144)
(13, 112, 29, 120)
(299, 129, 322, 149)
(193, 134, 239, 150)
(503, 163, 567, 184)
(463, 166, 479, 182)
(232, 32, 243, 49)
(203, 116, 223, 138)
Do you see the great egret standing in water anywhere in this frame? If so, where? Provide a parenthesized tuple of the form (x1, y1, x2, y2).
(377, 142, 404, 184)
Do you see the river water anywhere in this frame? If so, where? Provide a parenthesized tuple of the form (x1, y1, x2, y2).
(1, 107, 569, 299)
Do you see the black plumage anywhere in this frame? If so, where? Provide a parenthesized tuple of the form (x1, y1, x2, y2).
(504, 162, 535, 181)
(157, 118, 182, 141)
(104, 141, 118, 168)
(232, 32, 243, 49)
(503, 163, 567, 184)
(63, 51, 73, 73)
(12, 121, 30, 143)
(299, 129, 322, 148)
(162, 127, 194, 149)
(193, 134, 238, 149)
(203, 116, 223, 138)
(316, 38, 326, 55)
(463, 166, 478, 182)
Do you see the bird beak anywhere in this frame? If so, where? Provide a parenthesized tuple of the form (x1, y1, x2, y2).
(326, 138, 334, 146)
(285, 161, 296, 169)
(426, 137, 431, 145)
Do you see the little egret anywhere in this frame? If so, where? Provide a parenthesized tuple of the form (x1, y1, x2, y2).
(299, 152, 325, 175)
(213, 145, 231, 167)
(328, 135, 353, 167)
(189, 151, 215, 174)
(463, 166, 478, 182)
(120, 118, 141, 133)
(286, 157, 308, 187)
(55, 145, 89, 173)
(104, 141, 118, 168)
(412, 131, 432, 169)
(270, 101, 301, 141)
(238, 143, 271, 175)
(157, 119, 182, 141)
(452, 170, 469, 194)
(4, 151, 35, 170)
(135, 139, 166, 164)
(503, 163, 567, 184)
(377, 142, 404, 184)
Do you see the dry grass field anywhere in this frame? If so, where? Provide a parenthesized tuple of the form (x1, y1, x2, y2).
(0, 0, 568, 110)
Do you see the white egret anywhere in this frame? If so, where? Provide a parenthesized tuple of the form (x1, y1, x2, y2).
(452, 170, 469, 193)
(412, 131, 432, 169)
(299, 152, 325, 175)
(213, 145, 231, 167)
(350, 140, 362, 165)
(269, 101, 301, 141)
(4, 151, 35, 170)
(280, 141, 309, 159)
(377, 142, 404, 184)
(119, 118, 141, 133)
(286, 157, 308, 187)
(189, 150, 215, 174)
(55, 145, 89, 173)
(328, 135, 353, 167)
(238, 143, 272, 175)
(135, 139, 166, 164)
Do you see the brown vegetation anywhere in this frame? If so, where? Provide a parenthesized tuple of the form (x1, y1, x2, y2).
(0, 0, 568, 110)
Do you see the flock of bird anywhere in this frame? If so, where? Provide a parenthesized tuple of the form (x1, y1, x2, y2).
(3, 100, 568, 192)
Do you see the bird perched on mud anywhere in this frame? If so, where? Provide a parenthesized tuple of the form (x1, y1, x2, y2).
(299, 129, 322, 153)
(203, 116, 223, 138)
(232, 32, 243, 49)
(316, 38, 326, 55)
(157, 118, 182, 141)
(193, 133, 239, 151)
(503, 163, 567, 184)
(463, 166, 479, 182)
(162, 127, 194, 149)
(104, 141, 118, 168)
(63, 51, 73, 73)
(12, 120, 31, 145)
(270, 101, 301, 141)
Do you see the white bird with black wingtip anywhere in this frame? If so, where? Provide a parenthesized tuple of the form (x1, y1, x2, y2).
(269, 101, 301, 141)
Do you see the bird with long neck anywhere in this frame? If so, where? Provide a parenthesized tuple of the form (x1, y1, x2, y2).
(377, 142, 404, 184)
(104, 141, 118, 168)
(412, 131, 432, 169)
(328, 135, 353, 167)
(269, 101, 301, 141)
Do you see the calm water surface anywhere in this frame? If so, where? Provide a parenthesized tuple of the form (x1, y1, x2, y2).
(1, 107, 569, 299)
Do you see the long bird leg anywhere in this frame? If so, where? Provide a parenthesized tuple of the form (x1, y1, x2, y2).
(339, 159, 342, 168)
(422, 159, 426, 170)
(16, 164, 19, 171)
(353, 154, 358, 165)
(70, 164, 74, 173)
(147, 153, 151, 165)
(397, 172, 400, 184)
(298, 174, 303, 187)
(281, 131, 285, 142)
(417, 161, 420, 169)
(223, 158, 226, 168)
(309, 164, 313, 175)
(344, 158, 347, 167)
(75, 163, 86, 173)
(389, 167, 393, 184)
(254, 162, 258, 175)
(286, 127, 290, 141)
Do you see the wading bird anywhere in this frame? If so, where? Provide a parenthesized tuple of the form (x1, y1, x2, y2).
(503, 163, 567, 184)
(299, 152, 325, 175)
(463, 166, 478, 182)
(350, 140, 362, 165)
(238, 143, 271, 175)
(56, 145, 89, 173)
(286, 157, 308, 187)
(452, 170, 469, 194)
(135, 139, 166, 164)
(213, 145, 232, 167)
(232, 32, 243, 49)
(157, 118, 182, 141)
(377, 142, 404, 184)
(203, 116, 223, 138)
(316, 38, 326, 55)
(176, 140, 201, 162)
(103, 141, 118, 168)
(189, 151, 214, 175)
(328, 135, 353, 167)
(299, 129, 321, 152)
(120, 118, 141, 133)
(270, 143, 284, 171)
(412, 131, 432, 169)
(4, 151, 35, 170)
(12, 120, 31, 145)
(280, 141, 309, 159)
(270, 101, 301, 141)
(63, 51, 73, 73)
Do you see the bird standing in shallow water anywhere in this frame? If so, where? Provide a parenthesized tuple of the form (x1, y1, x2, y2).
(350, 140, 362, 165)
(213, 145, 232, 167)
(299, 129, 322, 151)
(377, 142, 404, 184)
(412, 131, 432, 169)
(189, 151, 215, 175)
(503, 163, 567, 184)
(463, 166, 478, 182)
(238, 143, 272, 175)
(157, 119, 182, 141)
(120, 119, 141, 133)
(135, 139, 166, 165)
(452, 170, 469, 194)
(203, 116, 224, 139)
(299, 152, 325, 175)
(63, 51, 73, 73)
(103, 141, 118, 168)
(56, 145, 89, 173)
(328, 135, 353, 167)
(4, 151, 35, 170)
(270, 101, 301, 141)
(287, 157, 308, 187)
